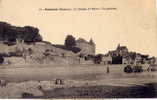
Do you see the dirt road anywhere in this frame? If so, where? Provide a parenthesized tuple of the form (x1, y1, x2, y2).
(0, 64, 157, 98)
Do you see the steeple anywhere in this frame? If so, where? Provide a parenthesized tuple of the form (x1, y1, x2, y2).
(117, 43, 120, 50)
(89, 38, 95, 45)
(118, 43, 120, 47)
(89, 38, 96, 55)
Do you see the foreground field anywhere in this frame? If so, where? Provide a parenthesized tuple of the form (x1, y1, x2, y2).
(0, 64, 157, 98)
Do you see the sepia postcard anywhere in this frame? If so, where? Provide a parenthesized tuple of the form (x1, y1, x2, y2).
(0, 0, 157, 99)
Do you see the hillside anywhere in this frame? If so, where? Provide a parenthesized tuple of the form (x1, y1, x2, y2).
(0, 21, 97, 66)
(0, 41, 83, 66)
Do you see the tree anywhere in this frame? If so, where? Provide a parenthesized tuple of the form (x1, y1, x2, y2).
(0, 54, 4, 64)
(64, 35, 76, 47)
(23, 26, 42, 43)
(0, 22, 11, 41)
(69, 47, 81, 53)
(0, 22, 43, 44)
(94, 54, 103, 64)
(112, 55, 122, 64)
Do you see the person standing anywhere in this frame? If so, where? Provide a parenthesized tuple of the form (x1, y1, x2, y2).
(107, 65, 110, 73)
(105, 61, 110, 74)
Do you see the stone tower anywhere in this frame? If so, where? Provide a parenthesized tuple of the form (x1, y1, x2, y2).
(89, 38, 96, 55)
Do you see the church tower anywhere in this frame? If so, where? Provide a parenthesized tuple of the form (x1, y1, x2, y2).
(89, 38, 96, 55)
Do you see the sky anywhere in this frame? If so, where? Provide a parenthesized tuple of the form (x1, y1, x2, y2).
(0, 0, 157, 56)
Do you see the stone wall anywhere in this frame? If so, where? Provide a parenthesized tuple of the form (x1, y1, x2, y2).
(76, 38, 95, 56)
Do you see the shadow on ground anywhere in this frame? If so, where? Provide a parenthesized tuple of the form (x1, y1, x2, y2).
(22, 83, 157, 98)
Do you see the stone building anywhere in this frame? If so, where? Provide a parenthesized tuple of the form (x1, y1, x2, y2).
(106, 44, 153, 65)
(76, 38, 96, 56)
(122, 56, 134, 64)
(107, 44, 129, 64)
(148, 57, 156, 65)
(116, 44, 128, 56)
(108, 44, 128, 57)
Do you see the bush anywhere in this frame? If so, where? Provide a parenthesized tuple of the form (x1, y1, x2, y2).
(133, 65, 143, 73)
(112, 56, 122, 64)
(124, 65, 133, 73)
(67, 47, 81, 53)
(94, 54, 103, 64)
